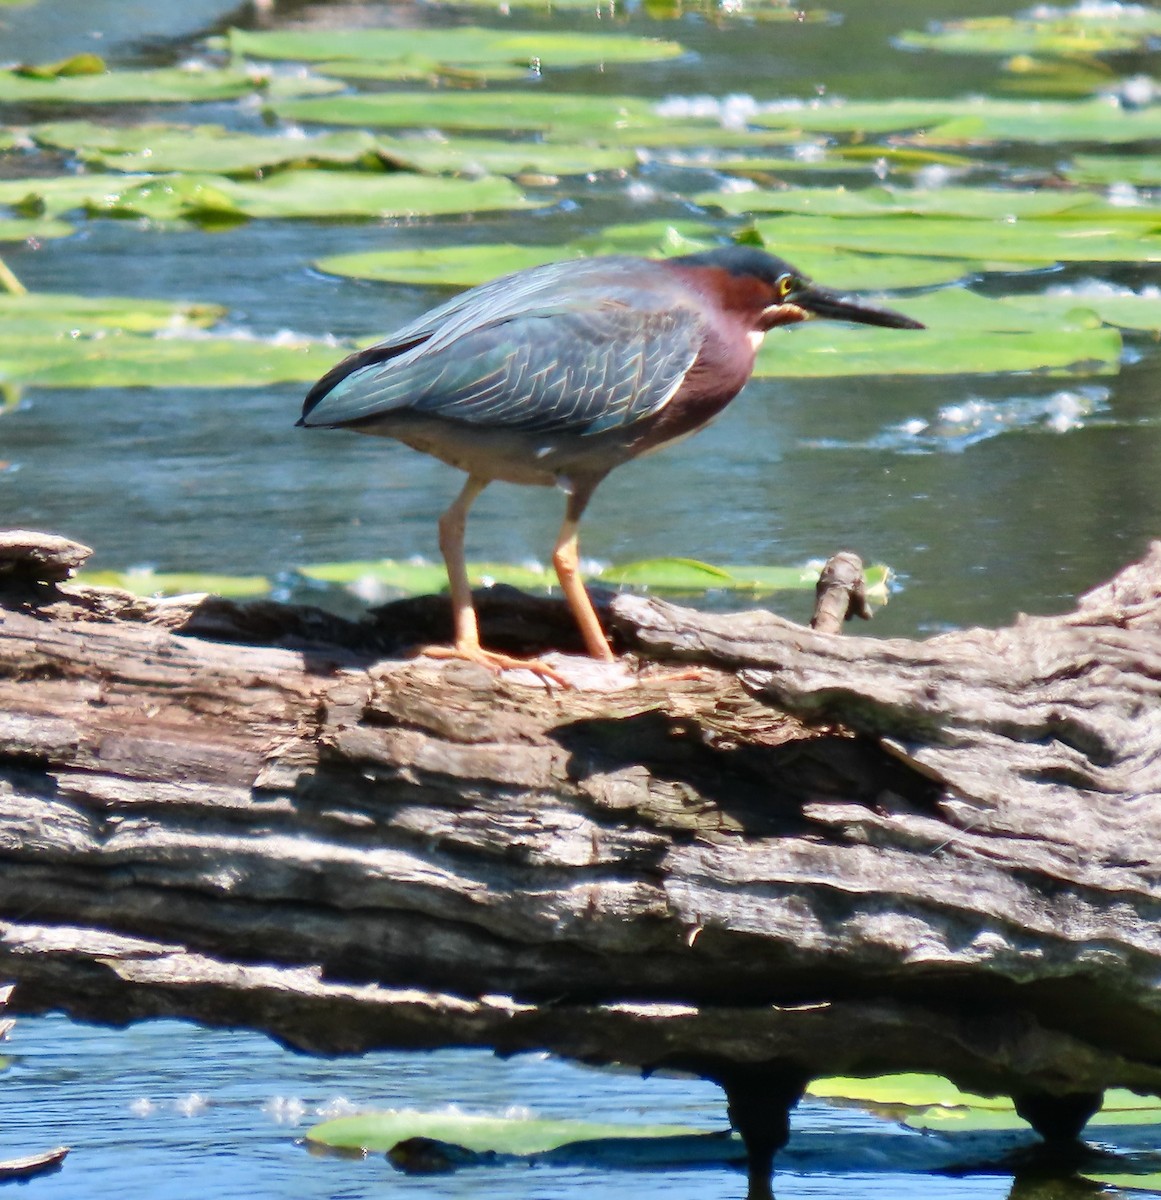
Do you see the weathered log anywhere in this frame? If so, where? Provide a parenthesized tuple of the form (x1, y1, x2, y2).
(2, 530, 1161, 1184)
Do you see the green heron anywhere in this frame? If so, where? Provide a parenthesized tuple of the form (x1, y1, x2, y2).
(300, 245, 922, 671)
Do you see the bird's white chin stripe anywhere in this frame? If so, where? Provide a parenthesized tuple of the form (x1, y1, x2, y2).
(747, 330, 765, 352)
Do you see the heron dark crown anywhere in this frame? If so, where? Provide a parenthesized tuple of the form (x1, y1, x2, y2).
(670, 244, 803, 288)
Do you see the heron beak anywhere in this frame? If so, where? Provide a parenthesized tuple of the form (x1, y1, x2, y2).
(790, 283, 925, 330)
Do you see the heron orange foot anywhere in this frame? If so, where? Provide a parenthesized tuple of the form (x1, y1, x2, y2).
(418, 642, 572, 688)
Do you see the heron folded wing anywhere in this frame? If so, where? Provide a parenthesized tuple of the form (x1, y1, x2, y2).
(303, 299, 704, 437)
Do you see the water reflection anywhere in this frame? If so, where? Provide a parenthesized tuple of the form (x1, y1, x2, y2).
(2, 1014, 1033, 1200)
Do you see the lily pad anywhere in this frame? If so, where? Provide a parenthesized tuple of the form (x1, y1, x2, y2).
(308, 59, 532, 84)
(77, 569, 270, 598)
(297, 555, 879, 596)
(698, 144, 973, 177)
(0, 64, 328, 105)
(1000, 287, 1161, 332)
(0, 292, 223, 334)
(757, 288, 1124, 379)
(375, 136, 637, 176)
(1066, 153, 1161, 187)
(998, 55, 1116, 98)
(906, 1104, 1161, 1134)
(0, 170, 539, 222)
(897, 9, 1161, 58)
(748, 96, 1161, 146)
(305, 1109, 732, 1160)
(747, 213, 1161, 266)
(760, 323, 1120, 378)
(0, 217, 74, 241)
(1081, 1172, 1161, 1193)
(698, 184, 1156, 221)
(808, 1074, 1006, 1109)
(28, 121, 634, 178)
(0, 331, 335, 389)
(270, 90, 664, 136)
(191, 170, 539, 221)
(29, 121, 382, 176)
(300, 558, 549, 593)
(0, 174, 155, 219)
(315, 243, 591, 288)
(223, 26, 685, 69)
(272, 90, 807, 148)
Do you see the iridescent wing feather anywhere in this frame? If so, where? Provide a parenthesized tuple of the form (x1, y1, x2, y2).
(300, 258, 705, 438)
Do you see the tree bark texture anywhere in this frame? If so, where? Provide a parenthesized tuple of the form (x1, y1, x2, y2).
(1, 531, 1160, 1114)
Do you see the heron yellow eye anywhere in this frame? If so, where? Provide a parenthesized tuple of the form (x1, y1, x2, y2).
(776, 274, 796, 300)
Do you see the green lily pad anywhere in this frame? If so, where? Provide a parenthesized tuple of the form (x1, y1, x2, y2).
(302, 559, 549, 593)
(1066, 153, 1161, 187)
(29, 121, 635, 178)
(0, 64, 330, 105)
(998, 55, 1116, 98)
(375, 136, 637, 176)
(0, 170, 539, 222)
(272, 90, 810, 148)
(748, 97, 1161, 146)
(748, 213, 1161, 265)
(897, 10, 1161, 58)
(808, 1074, 1007, 1109)
(315, 243, 590, 288)
(29, 121, 383, 176)
(812, 1075, 1161, 1140)
(760, 323, 1121, 378)
(77, 569, 271, 598)
(223, 26, 684, 69)
(0, 331, 335, 389)
(0, 291, 223, 334)
(196, 170, 539, 220)
(10, 52, 104, 79)
(699, 144, 973, 176)
(299, 556, 887, 597)
(758, 249, 975, 291)
(1000, 288, 1161, 332)
(1082, 1172, 1161, 1193)
(305, 1110, 728, 1158)
(906, 1104, 1161, 1134)
(698, 184, 1154, 221)
(309, 58, 532, 84)
(271, 90, 664, 136)
(758, 288, 1124, 378)
(0, 216, 74, 241)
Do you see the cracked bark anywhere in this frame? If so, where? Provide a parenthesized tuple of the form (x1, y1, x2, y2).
(1, 530, 1160, 1179)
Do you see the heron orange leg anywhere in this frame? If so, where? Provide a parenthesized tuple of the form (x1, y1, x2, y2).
(436, 473, 488, 655)
(552, 482, 615, 663)
(422, 474, 569, 685)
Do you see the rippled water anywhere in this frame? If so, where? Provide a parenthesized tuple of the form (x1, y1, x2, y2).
(3, 1015, 1021, 1200)
(4, 0, 1159, 637)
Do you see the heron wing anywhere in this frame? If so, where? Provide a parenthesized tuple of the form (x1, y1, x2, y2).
(300, 258, 706, 437)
